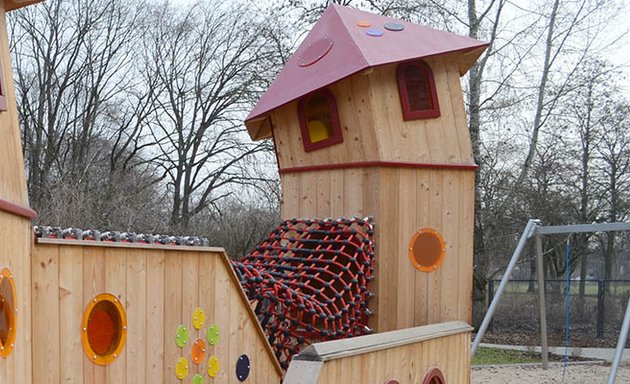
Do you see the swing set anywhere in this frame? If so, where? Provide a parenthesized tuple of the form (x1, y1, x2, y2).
(471, 219, 630, 384)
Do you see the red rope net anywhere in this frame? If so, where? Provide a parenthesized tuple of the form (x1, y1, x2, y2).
(232, 217, 375, 369)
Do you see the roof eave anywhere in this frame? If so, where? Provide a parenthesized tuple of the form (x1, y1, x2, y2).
(5, 0, 43, 12)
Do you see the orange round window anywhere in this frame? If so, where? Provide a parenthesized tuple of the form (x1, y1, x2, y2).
(0, 267, 17, 357)
(81, 293, 127, 365)
(408, 228, 446, 272)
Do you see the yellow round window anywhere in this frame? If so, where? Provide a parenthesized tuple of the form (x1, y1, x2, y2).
(81, 293, 127, 365)
(408, 228, 446, 272)
(0, 267, 17, 357)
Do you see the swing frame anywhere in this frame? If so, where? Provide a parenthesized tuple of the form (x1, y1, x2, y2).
(471, 219, 630, 383)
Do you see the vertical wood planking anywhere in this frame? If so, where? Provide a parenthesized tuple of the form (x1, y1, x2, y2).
(299, 173, 317, 217)
(213, 256, 231, 382)
(125, 249, 146, 383)
(427, 170, 444, 324)
(343, 168, 363, 217)
(280, 173, 301, 219)
(59, 245, 84, 384)
(429, 57, 459, 163)
(329, 170, 344, 215)
(163, 252, 183, 382)
(146, 249, 165, 383)
(397, 169, 416, 327)
(414, 170, 431, 325)
(82, 247, 106, 384)
(31, 244, 60, 384)
(459, 172, 475, 322)
(182, 252, 199, 377)
(376, 169, 399, 332)
(316, 173, 332, 217)
(447, 60, 475, 163)
(104, 248, 126, 384)
(439, 171, 459, 321)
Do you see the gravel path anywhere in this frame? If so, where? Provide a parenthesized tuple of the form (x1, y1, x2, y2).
(471, 363, 630, 383)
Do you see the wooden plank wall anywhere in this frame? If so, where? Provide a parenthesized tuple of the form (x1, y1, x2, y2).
(31, 242, 282, 384)
(280, 168, 475, 333)
(0, 7, 28, 206)
(368, 56, 474, 165)
(0, 213, 33, 384)
(271, 70, 379, 169)
(315, 331, 470, 384)
(270, 54, 473, 170)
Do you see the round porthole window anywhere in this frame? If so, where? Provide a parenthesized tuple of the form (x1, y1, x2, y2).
(0, 267, 17, 357)
(81, 293, 127, 365)
(408, 228, 446, 272)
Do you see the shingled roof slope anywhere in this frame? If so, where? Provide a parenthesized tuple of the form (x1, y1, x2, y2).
(245, 4, 488, 140)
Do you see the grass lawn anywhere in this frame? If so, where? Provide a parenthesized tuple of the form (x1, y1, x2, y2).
(472, 347, 542, 365)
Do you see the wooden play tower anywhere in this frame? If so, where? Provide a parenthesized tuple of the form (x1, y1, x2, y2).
(245, 5, 487, 333)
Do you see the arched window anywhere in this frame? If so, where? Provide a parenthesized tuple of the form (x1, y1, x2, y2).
(422, 367, 446, 384)
(298, 88, 343, 152)
(397, 60, 440, 120)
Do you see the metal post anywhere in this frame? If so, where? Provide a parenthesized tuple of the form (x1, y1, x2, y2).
(607, 295, 630, 384)
(597, 280, 605, 338)
(487, 280, 495, 333)
(536, 235, 549, 369)
(471, 219, 540, 356)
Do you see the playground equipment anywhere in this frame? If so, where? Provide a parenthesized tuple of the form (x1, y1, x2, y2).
(472, 220, 630, 383)
(0, 2, 488, 383)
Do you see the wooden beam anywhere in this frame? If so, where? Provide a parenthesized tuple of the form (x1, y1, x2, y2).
(296, 321, 472, 362)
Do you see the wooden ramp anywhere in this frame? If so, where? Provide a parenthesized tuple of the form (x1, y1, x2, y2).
(284, 321, 472, 384)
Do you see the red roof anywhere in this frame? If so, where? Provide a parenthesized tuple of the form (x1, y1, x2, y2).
(245, 4, 488, 140)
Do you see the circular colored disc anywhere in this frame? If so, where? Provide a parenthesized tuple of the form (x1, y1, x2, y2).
(356, 20, 371, 27)
(175, 325, 189, 348)
(207, 324, 219, 345)
(192, 307, 206, 330)
(297, 36, 333, 67)
(366, 28, 383, 37)
(192, 374, 204, 384)
(207, 355, 220, 378)
(236, 354, 251, 382)
(408, 228, 446, 272)
(384, 22, 404, 31)
(175, 357, 189, 380)
(191, 338, 206, 365)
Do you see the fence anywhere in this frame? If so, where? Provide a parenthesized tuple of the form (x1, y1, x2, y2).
(486, 279, 630, 347)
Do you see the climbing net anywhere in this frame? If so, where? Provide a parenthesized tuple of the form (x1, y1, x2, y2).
(232, 217, 375, 369)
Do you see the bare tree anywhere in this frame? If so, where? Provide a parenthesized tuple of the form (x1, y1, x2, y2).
(141, 2, 279, 232)
(10, 0, 158, 226)
(595, 100, 630, 281)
